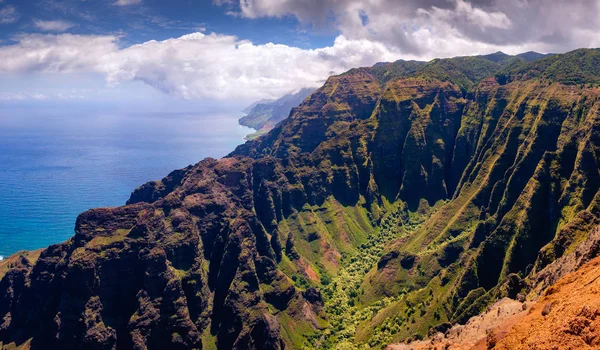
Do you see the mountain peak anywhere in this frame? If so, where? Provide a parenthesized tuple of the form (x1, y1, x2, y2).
(3, 49, 600, 350)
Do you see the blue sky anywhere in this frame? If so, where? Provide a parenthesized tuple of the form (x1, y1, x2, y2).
(0, 0, 341, 107)
(0, 0, 599, 106)
(0, 0, 335, 49)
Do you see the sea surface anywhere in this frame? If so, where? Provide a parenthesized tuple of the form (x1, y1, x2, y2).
(0, 107, 253, 259)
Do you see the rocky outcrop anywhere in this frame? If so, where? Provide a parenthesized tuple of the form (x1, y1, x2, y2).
(3, 49, 600, 349)
(360, 72, 600, 341)
(530, 225, 600, 296)
(493, 256, 600, 349)
(389, 255, 600, 349)
(0, 157, 325, 350)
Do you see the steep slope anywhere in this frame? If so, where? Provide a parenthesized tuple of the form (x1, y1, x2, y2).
(0, 250, 42, 281)
(390, 253, 600, 349)
(356, 61, 600, 344)
(0, 158, 332, 350)
(235, 48, 600, 346)
(388, 298, 528, 350)
(2, 49, 600, 350)
(493, 255, 600, 349)
(239, 88, 315, 140)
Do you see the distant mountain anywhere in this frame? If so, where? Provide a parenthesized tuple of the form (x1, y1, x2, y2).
(480, 51, 514, 64)
(242, 98, 274, 114)
(478, 50, 552, 66)
(239, 88, 314, 139)
(3, 48, 600, 350)
(516, 50, 551, 61)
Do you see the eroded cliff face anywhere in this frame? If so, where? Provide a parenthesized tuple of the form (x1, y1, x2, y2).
(360, 78, 600, 338)
(2, 49, 600, 349)
(0, 156, 332, 350)
(390, 247, 600, 350)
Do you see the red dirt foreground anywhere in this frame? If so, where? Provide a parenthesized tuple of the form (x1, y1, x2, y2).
(493, 256, 600, 350)
(389, 256, 600, 350)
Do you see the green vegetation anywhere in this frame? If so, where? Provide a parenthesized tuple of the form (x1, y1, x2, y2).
(239, 88, 314, 138)
(300, 202, 435, 349)
(4, 49, 600, 350)
(257, 49, 600, 348)
(500, 48, 600, 85)
(360, 60, 426, 86)
(414, 56, 503, 90)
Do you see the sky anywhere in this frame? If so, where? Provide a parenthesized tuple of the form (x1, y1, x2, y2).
(1, 0, 600, 107)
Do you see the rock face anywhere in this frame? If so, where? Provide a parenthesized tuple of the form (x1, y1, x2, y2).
(493, 256, 600, 349)
(389, 256, 600, 349)
(387, 298, 528, 350)
(0, 158, 325, 350)
(2, 49, 600, 349)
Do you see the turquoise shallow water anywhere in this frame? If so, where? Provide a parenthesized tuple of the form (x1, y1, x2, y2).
(0, 107, 252, 258)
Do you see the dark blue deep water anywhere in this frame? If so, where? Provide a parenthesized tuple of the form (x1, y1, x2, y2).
(0, 107, 252, 259)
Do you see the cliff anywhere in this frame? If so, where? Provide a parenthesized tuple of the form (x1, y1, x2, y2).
(2, 49, 600, 349)
(390, 236, 600, 349)
(239, 88, 315, 140)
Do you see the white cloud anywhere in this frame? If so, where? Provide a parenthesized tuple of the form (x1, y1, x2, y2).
(34, 19, 75, 32)
(0, 92, 49, 101)
(3, 0, 600, 102)
(0, 34, 119, 73)
(421, 0, 512, 30)
(99, 33, 400, 100)
(0, 91, 89, 101)
(0, 32, 400, 101)
(113, 0, 142, 6)
(217, 0, 600, 57)
(0, 4, 18, 24)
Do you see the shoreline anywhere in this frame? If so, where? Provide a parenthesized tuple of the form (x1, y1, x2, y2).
(1, 112, 253, 258)
(238, 114, 262, 141)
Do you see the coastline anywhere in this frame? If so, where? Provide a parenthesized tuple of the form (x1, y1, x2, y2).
(0, 112, 253, 258)
(238, 113, 263, 140)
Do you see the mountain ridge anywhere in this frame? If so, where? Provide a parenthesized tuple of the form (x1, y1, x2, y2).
(239, 88, 315, 140)
(2, 48, 600, 350)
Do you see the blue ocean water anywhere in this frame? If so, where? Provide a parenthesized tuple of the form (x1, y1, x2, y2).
(0, 107, 252, 258)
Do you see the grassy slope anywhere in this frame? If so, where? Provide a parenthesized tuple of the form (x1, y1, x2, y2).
(261, 49, 600, 348)
(4, 49, 600, 350)
(353, 80, 600, 345)
(0, 250, 43, 280)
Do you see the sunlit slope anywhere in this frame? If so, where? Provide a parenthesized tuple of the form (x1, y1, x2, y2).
(2, 49, 600, 349)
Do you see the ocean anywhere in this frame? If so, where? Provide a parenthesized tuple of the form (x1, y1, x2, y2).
(0, 107, 253, 259)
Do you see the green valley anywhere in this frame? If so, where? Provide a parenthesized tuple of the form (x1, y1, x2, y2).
(3, 48, 600, 350)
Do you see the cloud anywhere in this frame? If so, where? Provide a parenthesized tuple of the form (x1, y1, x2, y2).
(216, 0, 600, 57)
(33, 19, 75, 32)
(113, 0, 142, 6)
(0, 4, 18, 24)
(0, 90, 88, 101)
(3, 1, 600, 102)
(100, 33, 402, 100)
(420, 0, 512, 30)
(0, 34, 119, 73)
(0, 32, 400, 100)
(0, 92, 49, 101)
